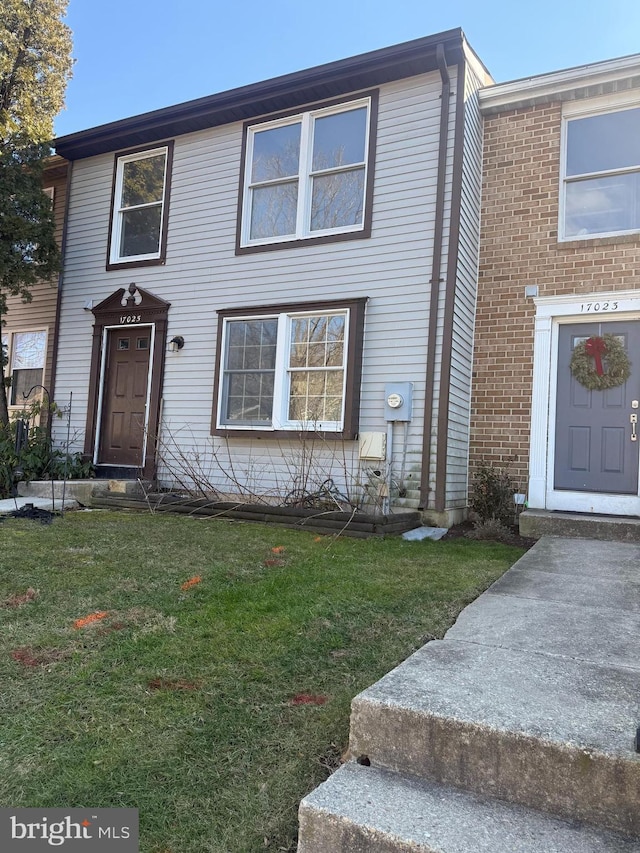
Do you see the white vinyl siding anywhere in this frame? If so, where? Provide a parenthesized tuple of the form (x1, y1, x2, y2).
(444, 58, 485, 511)
(54, 69, 461, 505)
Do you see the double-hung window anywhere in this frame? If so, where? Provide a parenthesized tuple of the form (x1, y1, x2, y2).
(239, 96, 375, 248)
(561, 103, 640, 240)
(3, 330, 47, 406)
(108, 143, 173, 267)
(214, 299, 365, 437)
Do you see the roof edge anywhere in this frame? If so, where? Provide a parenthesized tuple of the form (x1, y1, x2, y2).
(56, 29, 465, 160)
(479, 52, 640, 114)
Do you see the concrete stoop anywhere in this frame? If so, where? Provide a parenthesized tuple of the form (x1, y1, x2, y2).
(299, 764, 640, 853)
(297, 537, 640, 851)
(17, 478, 151, 505)
(520, 508, 640, 542)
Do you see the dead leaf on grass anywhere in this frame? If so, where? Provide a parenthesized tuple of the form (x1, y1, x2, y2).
(271, 546, 285, 554)
(73, 611, 109, 629)
(180, 575, 202, 590)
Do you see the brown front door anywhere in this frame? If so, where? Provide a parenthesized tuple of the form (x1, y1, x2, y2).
(98, 328, 151, 466)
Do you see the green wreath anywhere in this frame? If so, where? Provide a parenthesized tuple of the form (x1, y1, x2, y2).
(570, 333, 631, 391)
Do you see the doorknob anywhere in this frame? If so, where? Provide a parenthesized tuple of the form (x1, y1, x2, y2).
(631, 413, 638, 442)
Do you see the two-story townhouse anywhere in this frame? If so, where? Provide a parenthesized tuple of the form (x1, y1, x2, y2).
(2, 155, 69, 420)
(472, 53, 640, 522)
(52, 29, 491, 525)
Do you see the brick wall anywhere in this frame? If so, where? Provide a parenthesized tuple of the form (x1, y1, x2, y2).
(471, 102, 640, 491)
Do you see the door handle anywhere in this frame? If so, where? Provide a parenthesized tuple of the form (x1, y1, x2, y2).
(631, 413, 638, 442)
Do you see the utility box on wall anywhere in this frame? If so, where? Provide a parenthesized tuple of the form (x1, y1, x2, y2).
(359, 432, 387, 460)
(384, 382, 414, 422)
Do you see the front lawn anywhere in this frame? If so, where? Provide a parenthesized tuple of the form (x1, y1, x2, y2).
(0, 511, 524, 852)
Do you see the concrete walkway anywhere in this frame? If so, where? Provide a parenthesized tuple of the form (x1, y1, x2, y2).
(298, 536, 640, 851)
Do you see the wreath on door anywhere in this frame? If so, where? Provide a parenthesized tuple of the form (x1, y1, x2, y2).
(570, 334, 631, 391)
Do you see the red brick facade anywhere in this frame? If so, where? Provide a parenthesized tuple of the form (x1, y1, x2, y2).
(471, 101, 640, 493)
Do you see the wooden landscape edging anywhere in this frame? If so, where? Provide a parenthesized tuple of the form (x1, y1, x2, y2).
(89, 493, 422, 538)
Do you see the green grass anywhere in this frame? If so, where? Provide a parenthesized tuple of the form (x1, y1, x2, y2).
(0, 511, 524, 852)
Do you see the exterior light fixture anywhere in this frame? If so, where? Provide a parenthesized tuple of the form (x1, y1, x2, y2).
(168, 336, 185, 353)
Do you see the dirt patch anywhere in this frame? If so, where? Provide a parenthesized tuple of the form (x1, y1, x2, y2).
(11, 647, 66, 667)
(290, 693, 328, 706)
(3, 587, 37, 608)
(97, 621, 127, 636)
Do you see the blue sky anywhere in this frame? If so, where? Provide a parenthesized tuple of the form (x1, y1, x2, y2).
(54, 0, 640, 138)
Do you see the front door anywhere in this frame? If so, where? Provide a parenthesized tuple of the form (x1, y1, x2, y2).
(98, 328, 152, 467)
(554, 321, 640, 497)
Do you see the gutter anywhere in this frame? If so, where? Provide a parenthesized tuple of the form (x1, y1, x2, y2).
(479, 51, 640, 115)
(419, 44, 451, 510)
(47, 160, 72, 409)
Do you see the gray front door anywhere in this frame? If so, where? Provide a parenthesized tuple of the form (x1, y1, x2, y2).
(554, 321, 640, 494)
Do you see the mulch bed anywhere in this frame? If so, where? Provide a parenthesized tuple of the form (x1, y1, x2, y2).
(443, 520, 536, 550)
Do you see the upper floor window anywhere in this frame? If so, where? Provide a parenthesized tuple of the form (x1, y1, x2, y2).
(561, 104, 640, 240)
(238, 96, 376, 250)
(107, 143, 174, 268)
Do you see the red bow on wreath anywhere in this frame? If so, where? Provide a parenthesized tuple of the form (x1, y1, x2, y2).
(585, 336, 607, 376)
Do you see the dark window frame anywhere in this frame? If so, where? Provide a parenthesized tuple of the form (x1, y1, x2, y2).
(235, 91, 378, 255)
(211, 297, 367, 440)
(106, 140, 174, 270)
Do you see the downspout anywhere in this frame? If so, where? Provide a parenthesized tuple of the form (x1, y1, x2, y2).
(47, 159, 73, 415)
(434, 60, 467, 513)
(419, 44, 451, 510)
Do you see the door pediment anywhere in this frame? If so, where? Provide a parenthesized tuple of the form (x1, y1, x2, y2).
(92, 283, 170, 324)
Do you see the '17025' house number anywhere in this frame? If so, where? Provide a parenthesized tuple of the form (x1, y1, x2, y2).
(119, 315, 142, 324)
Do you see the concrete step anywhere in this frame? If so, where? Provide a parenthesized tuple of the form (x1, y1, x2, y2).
(520, 509, 640, 542)
(18, 479, 151, 504)
(349, 638, 640, 835)
(298, 763, 640, 852)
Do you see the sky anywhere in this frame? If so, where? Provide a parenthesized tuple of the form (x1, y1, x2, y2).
(54, 0, 640, 138)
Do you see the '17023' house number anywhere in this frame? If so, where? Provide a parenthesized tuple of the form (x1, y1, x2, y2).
(580, 301, 619, 313)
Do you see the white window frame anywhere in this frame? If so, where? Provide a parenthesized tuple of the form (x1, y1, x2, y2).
(2, 329, 48, 408)
(559, 93, 640, 242)
(109, 146, 170, 264)
(240, 98, 371, 247)
(217, 308, 350, 432)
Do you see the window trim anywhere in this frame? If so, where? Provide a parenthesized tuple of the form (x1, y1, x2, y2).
(559, 95, 640, 242)
(2, 328, 48, 408)
(212, 297, 366, 439)
(235, 92, 378, 255)
(106, 141, 174, 270)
